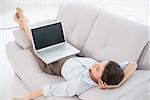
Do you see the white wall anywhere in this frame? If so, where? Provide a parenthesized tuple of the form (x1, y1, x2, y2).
(0, 1, 60, 28)
(0, 0, 149, 37)
(0, 0, 149, 25)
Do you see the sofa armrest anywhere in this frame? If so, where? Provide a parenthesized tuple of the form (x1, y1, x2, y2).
(13, 29, 31, 49)
(137, 41, 150, 70)
(13, 19, 56, 49)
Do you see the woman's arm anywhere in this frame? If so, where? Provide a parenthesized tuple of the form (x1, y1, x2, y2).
(110, 62, 137, 88)
(24, 89, 43, 100)
(23, 80, 79, 99)
(118, 62, 137, 85)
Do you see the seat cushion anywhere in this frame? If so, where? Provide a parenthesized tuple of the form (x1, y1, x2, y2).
(81, 10, 148, 63)
(79, 70, 150, 100)
(6, 42, 150, 100)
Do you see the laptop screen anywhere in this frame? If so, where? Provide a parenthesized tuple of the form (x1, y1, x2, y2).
(31, 22, 65, 50)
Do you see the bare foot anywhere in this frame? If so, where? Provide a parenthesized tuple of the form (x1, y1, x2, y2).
(16, 7, 29, 23)
(14, 13, 24, 29)
(13, 7, 28, 29)
(16, 7, 24, 15)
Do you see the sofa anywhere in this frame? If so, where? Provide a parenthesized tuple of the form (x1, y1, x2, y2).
(6, 3, 150, 100)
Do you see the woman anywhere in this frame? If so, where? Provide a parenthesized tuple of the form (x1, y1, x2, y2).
(13, 7, 137, 100)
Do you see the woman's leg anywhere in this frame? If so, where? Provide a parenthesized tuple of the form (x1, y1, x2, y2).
(13, 7, 68, 75)
(14, 7, 56, 75)
(30, 45, 74, 75)
(29, 46, 56, 75)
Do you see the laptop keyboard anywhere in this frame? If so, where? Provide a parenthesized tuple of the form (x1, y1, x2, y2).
(36, 43, 80, 64)
(39, 43, 72, 55)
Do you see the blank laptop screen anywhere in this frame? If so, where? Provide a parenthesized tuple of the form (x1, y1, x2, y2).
(31, 22, 65, 50)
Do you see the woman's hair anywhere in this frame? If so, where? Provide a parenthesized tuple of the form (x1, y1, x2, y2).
(101, 61, 124, 85)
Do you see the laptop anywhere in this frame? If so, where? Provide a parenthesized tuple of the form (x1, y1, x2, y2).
(31, 21, 80, 64)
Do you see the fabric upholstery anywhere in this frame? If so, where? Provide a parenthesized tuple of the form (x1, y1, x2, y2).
(56, 3, 86, 40)
(7, 42, 150, 100)
(13, 28, 31, 49)
(81, 10, 148, 63)
(67, 6, 100, 50)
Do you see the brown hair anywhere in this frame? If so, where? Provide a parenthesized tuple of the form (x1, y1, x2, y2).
(101, 61, 124, 85)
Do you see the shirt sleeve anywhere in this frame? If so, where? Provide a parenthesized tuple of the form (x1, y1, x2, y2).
(43, 80, 79, 97)
(119, 61, 129, 70)
(74, 57, 98, 68)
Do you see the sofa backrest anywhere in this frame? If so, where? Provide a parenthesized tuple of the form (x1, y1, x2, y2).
(66, 6, 100, 50)
(57, 3, 148, 69)
(81, 10, 148, 63)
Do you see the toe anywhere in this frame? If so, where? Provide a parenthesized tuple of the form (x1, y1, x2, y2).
(16, 7, 23, 14)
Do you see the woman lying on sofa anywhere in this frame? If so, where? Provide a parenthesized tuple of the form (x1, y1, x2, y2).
(13, 7, 137, 100)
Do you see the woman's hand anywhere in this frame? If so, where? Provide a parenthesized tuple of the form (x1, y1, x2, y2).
(98, 80, 119, 89)
(23, 89, 43, 100)
(98, 79, 107, 89)
(23, 96, 35, 100)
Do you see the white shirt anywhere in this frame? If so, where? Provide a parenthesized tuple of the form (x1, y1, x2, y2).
(43, 57, 129, 97)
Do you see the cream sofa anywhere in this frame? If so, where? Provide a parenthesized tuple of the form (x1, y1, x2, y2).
(6, 3, 150, 100)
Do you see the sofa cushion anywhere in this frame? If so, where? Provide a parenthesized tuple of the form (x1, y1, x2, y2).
(56, 3, 85, 39)
(79, 70, 150, 100)
(81, 10, 148, 63)
(67, 6, 100, 50)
